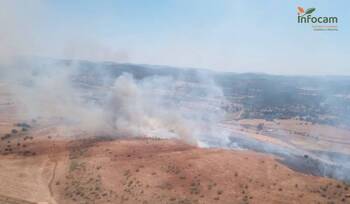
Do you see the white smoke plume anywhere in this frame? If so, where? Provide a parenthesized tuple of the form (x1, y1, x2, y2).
(0, 59, 229, 145)
(106, 72, 229, 145)
(0, 0, 229, 145)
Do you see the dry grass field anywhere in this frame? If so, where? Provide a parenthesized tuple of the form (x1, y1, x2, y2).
(1, 81, 350, 204)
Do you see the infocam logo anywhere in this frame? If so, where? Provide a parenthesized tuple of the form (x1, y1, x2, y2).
(297, 7, 338, 31)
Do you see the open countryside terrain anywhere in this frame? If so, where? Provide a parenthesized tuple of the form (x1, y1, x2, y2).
(1, 119, 349, 204)
(1, 62, 350, 204)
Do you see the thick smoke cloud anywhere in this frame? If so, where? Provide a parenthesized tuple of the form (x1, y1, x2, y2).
(107, 71, 229, 145)
(1, 59, 229, 145)
(106, 74, 194, 141)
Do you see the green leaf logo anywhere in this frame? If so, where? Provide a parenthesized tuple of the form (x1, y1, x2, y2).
(303, 8, 316, 16)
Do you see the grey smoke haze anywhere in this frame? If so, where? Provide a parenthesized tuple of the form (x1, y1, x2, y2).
(0, 0, 129, 65)
(0, 59, 229, 145)
(0, 1, 40, 64)
(0, 0, 228, 144)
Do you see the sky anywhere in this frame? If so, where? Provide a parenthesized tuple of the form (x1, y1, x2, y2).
(0, 0, 349, 75)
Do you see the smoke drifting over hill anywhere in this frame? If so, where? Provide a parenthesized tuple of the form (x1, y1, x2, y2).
(2, 58, 350, 183)
(0, 59, 229, 146)
(105, 72, 228, 145)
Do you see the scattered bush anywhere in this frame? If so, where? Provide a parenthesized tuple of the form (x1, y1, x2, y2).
(16, 123, 31, 129)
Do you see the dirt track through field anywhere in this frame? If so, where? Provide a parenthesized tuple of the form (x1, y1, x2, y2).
(48, 161, 58, 198)
(0, 194, 36, 204)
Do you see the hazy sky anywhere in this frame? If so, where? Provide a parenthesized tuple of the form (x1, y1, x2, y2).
(0, 0, 349, 75)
